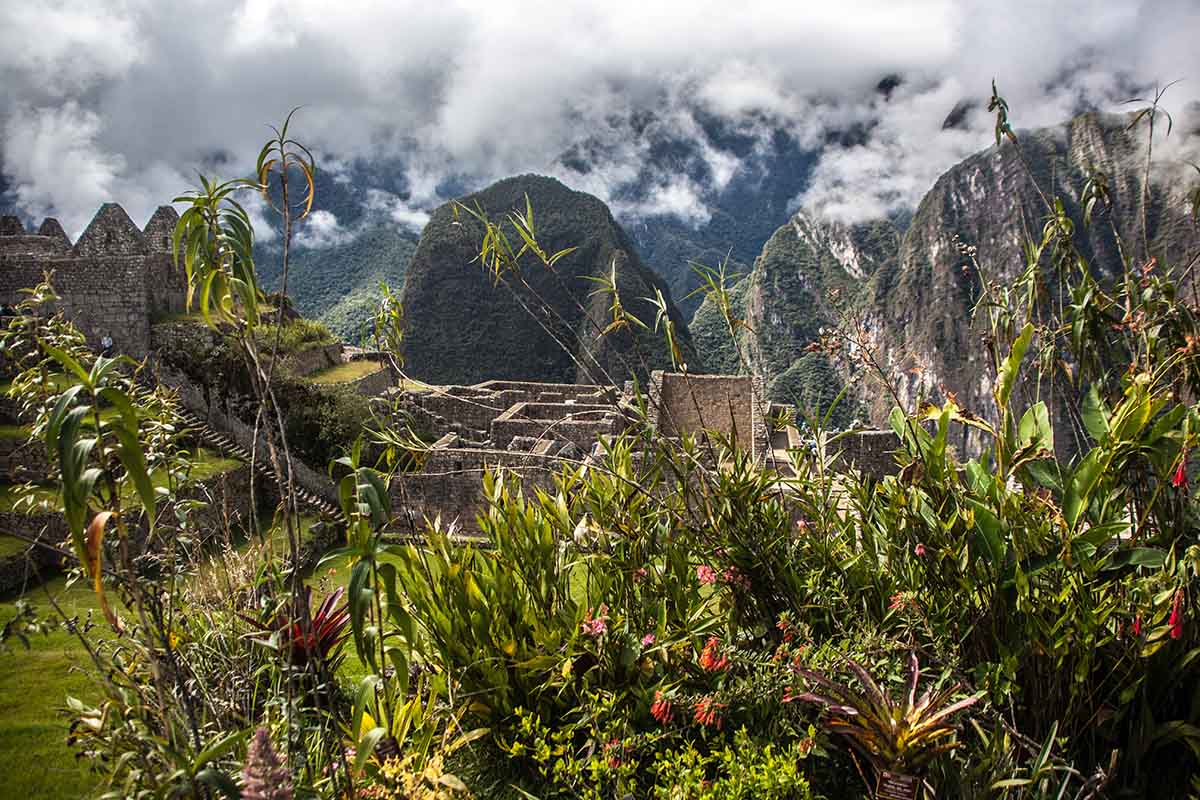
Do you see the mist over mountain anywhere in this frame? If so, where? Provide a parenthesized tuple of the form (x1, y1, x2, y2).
(695, 108, 1200, 450)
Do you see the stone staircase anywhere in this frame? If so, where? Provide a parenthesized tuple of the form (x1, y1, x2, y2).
(173, 405, 346, 524)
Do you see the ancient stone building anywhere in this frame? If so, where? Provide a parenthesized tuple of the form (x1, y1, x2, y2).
(387, 371, 900, 535)
(0, 204, 188, 358)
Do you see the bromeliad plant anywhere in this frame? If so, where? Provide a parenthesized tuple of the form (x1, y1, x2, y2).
(794, 653, 983, 785)
(244, 586, 351, 673)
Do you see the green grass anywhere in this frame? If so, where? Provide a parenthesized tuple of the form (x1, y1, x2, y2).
(0, 577, 106, 799)
(151, 311, 208, 325)
(305, 360, 384, 384)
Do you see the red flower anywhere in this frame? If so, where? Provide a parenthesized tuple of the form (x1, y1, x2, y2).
(914, 543, 927, 557)
(1133, 614, 1142, 637)
(699, 636, 730, 672)
(696, 565, 718, 585)
(650, 690, 674, 726)
(693, 696, 725, 730)
(1173, 455, 1188, 489)
(1170, 590, 1184, 640)
(603, 737, 624, 768)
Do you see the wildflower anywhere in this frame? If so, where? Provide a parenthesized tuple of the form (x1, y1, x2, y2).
(633, 567, 649, 583)
(641, 633, 656, 646)
(1173, 453, 1188, 489)
(914, 543, 927, 557)
(603, 737, 624, 768)
(696, 565, 718, 585)
(241, 727, 293, 800)
(581, 604, 609, 638)
(1170, 591, 1184, 640)
(782, 686, 796, 703)
(1133, 614, 1142, 637)
(888, 593, 905, 611)
(650, 690, 674, 725)
(699, 636, 730, 672)
(692, 696, 725, 730)
(722, 565, 751, 591)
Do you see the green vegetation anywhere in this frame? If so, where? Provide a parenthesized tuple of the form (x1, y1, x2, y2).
(4, 94, 1200, 799)
(0, 579, 103, 800)
(400, 174, 695, 385)
(256, 317, 335, 355)
(306, 359, 384, 384)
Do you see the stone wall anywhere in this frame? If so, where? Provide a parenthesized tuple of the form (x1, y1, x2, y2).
(157, 366, 339, 504)
(0, 462, 259, 598)
(0, 205, 187, 360)
(281, 343, 344, 377)
(0, 435, 48, 482)
(650, 372, 769, 457)
(389, 446, 565, 535)
(490, 402, 624, 451)
(837, 430, 902, 480)
(342, 365, 394, 397)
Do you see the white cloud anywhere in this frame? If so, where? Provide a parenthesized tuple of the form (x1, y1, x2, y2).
(293, 210, 355, 249)
(364, 189, 430, 233)
(1, 0, 1198, 235)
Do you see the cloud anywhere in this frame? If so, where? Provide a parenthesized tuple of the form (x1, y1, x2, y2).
(1, 0, 1198, 236)
(364, 189, 430, 233)
(293, 210, 356, 249)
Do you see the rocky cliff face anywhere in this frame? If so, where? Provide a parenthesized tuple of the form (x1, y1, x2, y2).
(400, 175, 694, 386)
(691, 210, 898, 427)
(695, 110, 1200, 449)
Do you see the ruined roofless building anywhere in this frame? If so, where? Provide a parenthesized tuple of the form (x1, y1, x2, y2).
(0, 204, 188, 358)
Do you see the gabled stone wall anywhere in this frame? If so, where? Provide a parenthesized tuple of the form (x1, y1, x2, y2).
(0, 205, 187, 359)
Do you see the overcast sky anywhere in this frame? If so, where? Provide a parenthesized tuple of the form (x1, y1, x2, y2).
(2, 0, 1198, 237)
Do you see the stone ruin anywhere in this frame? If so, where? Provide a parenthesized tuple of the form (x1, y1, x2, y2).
(0, 202, 903, 551)
(0, 205, 188, 358)
(386, 371, 900, 536)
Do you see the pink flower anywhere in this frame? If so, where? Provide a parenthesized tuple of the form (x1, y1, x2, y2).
(696, 565, 718, 585)
(914, 543, 927, 557)
(1170, 591, 1184, 640)
(722, 566, 751, 591)
(633, 567, 649, 583)
(1133, 614, 1142, 637)
(581, 604, 610, 638)
(641, 633, 656, 646)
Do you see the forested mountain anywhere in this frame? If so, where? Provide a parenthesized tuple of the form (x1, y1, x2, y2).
(694, 110, 1200, 448)
(399, 175, 695, 385)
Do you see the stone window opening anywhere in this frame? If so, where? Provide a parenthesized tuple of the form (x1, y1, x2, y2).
(162, 236, 169, 250)
(104, 231, 115, 246)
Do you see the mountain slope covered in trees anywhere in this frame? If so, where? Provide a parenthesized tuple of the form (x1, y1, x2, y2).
(399, 175, 695, 385)
(695, 109, 1200, 447)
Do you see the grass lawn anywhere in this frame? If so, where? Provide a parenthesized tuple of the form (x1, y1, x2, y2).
(305, 360, 384, 385)
(0, 577, 105, 799)
(0, 450, 243, 798)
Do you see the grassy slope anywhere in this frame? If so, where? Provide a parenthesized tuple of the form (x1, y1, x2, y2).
(0, 449, 243, 800)
(259, 225, 417, 344)
(306, 360, 383, 384)
(0, 578, 104, 799)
